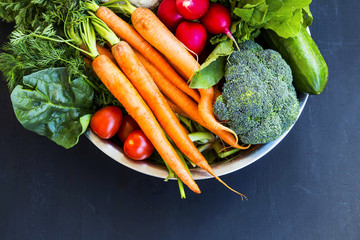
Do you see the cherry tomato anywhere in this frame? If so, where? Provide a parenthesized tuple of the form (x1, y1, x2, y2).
(117, 115, 140, 142)
(90, 106, 123, 139)
(124, 130, 154, 160)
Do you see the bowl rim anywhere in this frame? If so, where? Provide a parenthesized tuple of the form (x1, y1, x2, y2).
(86, 92, 308, 180)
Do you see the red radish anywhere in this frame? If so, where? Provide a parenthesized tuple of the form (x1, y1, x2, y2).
(200, 3, 239, 50)
(175, 0, 209, 20)
(175, 21, 207, 56)
(157, 0, 184, 32)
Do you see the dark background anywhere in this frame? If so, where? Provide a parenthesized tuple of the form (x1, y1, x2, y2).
(1, 0, 359, 239)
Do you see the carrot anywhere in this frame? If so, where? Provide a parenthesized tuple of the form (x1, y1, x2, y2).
(131, 7, 200, 81)
(96, 44, 116, 63)
(94, 6, 200, 103)
(198, 87, 238, 142)
(80, 43, 117, 64)
(113, 42, 247, 198)
(112, 41, 202, 162)
(134, 51, 203, 122)
(135, 50, 248, 149)
(91, 54, 200, 194)
(213, 86, 222, 104)
(164, 96, 190, 119)
(130, 7, 241, 145)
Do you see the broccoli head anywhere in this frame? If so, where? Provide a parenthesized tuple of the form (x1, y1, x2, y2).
(213, 40, 300, 144)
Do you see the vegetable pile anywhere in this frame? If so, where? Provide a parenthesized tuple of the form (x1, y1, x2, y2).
(0, 0, 328, 198)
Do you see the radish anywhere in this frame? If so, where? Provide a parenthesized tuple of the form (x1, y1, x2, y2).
(200, 3, 239, 50)
(175, 0, 209, 20)
(175, 21, 207, 56)
(157, 0, 184, 32)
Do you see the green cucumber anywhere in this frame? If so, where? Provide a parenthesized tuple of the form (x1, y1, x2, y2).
(263, 26, 328, 95)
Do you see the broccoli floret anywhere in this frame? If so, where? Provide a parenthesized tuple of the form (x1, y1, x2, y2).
(213, 40, 300, 144)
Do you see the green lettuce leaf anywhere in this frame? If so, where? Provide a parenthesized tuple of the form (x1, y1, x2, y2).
(225, 0, 313, 41)
(264, 8, 303, 38)
(11, 67, 95, 149)
(189, 40, 234, 89)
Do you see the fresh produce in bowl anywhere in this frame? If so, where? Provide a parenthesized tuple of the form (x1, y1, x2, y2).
(0, 0, 327, 198)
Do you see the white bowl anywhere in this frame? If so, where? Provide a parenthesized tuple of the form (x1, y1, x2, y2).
(86, 92, 308, 180)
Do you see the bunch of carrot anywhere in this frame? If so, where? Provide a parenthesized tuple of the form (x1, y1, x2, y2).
(81, 1, 249, 197)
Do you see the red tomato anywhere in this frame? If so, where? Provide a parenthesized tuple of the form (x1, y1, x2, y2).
(117, 115, 140, 142)
(90, 106, 123, 139)
(124, 130, 154, 160)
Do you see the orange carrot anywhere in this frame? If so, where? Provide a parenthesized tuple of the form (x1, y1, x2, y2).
(81, 43, 117, 64)
(91, 54, 200, 194)
(96, 44, 116, 63)
(135, 50, 248, 149)
(113, 42, 247, 198)
(164, 96, 190, 119)
(131, 7, 200, 81)
(198, 87, 238, 142)
(213, 86, 222, 103)
(134, 51, 203, 123)
(130, 8, 241, 146)
(94, 6, 200, 103)
(112, 41, 202, 162)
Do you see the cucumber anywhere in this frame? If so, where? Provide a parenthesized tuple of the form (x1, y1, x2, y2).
(262, 26, 328, 95)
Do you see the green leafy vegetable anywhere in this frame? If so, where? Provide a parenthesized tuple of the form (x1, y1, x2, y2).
(11, 67, 95, 148)
(0, 27, 87, 91)
(212, 0, 313, 42)
(213, 40, 300, 144)
(0, 0, 102, 31)
(190, 0, 314, 89)
(189, 39, 233, 89)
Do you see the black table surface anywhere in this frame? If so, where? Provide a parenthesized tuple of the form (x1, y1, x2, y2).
(1, 1, 359, 239)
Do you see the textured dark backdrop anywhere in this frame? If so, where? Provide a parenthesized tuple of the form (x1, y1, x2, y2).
(0, 0, 359, 239)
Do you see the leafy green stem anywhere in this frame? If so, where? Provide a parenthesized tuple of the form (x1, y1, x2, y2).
(84, 1, 100, 12)
(213, 140, 241, 158)
(27, 32, 95, 58)
(79, 17, 99, 59)
(89, 13, 120, 46)
(188, 132, 215, 144)
(101, 0, 137, 16)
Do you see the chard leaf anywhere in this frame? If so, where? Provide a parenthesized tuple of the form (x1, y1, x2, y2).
(264, 8, 303, 38)
(11, 67, 95, 149)
(190, 40, 233, 89)
(233, 8, 254, 22)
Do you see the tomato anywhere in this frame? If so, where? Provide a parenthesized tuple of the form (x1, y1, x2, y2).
(123, 130, 154, 160)
(90, 106, 123, 139)
(117, 115, 140, 142)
